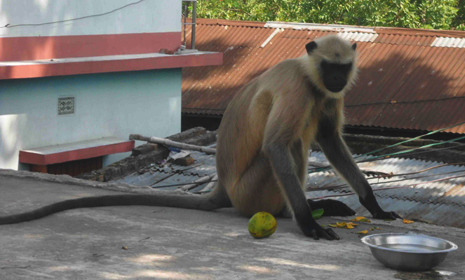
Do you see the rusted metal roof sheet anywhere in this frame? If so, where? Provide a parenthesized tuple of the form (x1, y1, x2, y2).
(182, 19, 465, 133)
(373, 33, 435, 46)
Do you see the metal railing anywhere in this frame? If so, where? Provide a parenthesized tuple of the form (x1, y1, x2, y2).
(181, 0, 197, 51)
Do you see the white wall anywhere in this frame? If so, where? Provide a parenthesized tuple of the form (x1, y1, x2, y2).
(0, 69, 182, 170)
(0, 0, 181, 37)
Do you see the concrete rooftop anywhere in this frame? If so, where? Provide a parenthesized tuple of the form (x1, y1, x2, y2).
(0, 169, 464, 280)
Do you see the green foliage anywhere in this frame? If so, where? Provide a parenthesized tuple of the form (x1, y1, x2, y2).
(453, 0, 465, 30)
(416, 0, 459, 29)
(195, 0, 464, 30)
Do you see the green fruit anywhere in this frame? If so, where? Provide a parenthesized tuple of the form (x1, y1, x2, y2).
(248, 212, 277, 239)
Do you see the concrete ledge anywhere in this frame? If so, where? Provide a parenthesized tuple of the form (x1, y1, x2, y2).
(0, 51, 223, 80)
(19, 137, 135, 165)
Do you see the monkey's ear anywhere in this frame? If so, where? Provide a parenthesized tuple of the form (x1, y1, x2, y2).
(305, 41, 317, 54)
(352, 43, 357, 50)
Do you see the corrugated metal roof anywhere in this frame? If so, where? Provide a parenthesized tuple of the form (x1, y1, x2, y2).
(264, 21, 376, 33)
(113, 149, 465, 228)
(338, 32, 378, 42)
(305, 152, 465, 228)
(182, 19, 465, 134)
(432, 37, 465, 48)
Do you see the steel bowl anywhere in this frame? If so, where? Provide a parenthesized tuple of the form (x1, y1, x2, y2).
(361, 232, 458, 271)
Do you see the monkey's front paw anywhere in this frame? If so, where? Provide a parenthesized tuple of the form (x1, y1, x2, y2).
(373, 211, 402, 220)
(302, 223, 340, 241)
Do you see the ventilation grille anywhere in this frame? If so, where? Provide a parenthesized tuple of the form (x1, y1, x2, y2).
(58, 97, 75, 115)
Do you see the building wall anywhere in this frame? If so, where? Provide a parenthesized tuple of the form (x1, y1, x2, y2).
(0, 69, 182, 170)
(0, 0, 181, 37)
(0, 0, 183, 63)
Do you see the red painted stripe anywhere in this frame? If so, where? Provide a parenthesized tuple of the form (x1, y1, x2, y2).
(19, 141, 135, 165)
(0, 52, 223, 80)
(0, 32, 181, 61)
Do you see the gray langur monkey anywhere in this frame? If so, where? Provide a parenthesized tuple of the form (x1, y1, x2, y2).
(0, 35, 400, 240)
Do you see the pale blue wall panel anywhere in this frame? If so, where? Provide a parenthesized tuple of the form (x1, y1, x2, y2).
(0, 69, 181, 170)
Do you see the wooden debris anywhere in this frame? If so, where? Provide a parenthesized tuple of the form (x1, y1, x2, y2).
(159, 48, 175, 54)
(174, 156, 195, 166)
(180, 175, 216, 191)
(132, 143, 159, 156)
(200, 175, 218, 193)
(130, 134, 216, 155)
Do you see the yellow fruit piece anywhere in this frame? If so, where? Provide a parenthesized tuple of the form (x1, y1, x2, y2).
(403, 219, 414, 224)
(346, 222, 358, 229)
(357, 230, 369, 234)
(351, 216, 371, 223)
(329, 222, 358, 229)
(248, 212, 277, 239)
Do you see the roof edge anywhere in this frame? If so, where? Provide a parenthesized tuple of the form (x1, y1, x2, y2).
(374, 27, 465, 38)
(265, 21, 376, 33)
(182, 108, 224, 116)
(194, 18, 465, 38)
(195, 18, 266, 28)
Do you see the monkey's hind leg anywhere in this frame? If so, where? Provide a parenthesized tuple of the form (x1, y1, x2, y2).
(307, 199, 356, 217)
(226, 152, 286, 217)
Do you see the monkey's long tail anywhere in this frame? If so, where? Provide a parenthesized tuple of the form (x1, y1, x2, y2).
(0, 185, 232, 225)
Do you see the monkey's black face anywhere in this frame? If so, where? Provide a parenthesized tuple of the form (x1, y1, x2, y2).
(320, 60, 353, 93)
